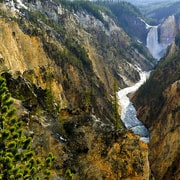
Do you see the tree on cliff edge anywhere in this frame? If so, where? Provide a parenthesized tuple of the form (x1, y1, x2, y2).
(112, 80, 123, 130)
(0, 75, 55, 180)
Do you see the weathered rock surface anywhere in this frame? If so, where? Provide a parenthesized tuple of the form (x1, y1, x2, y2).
(149, 80, 180, 180)
(159, 15, 177, 45)
(0, 1, 155, 118)
(133, 43, 180, 180)
(0, 1, 155, 179)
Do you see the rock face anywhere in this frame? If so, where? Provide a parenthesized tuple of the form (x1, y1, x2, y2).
(133, 43, 180, 180)
(0, 1, 154, 179)
(159, 15, 177, 45)
(149, 80, 180, 180)
(107, 2, 148, 44)
(76, 130, 150, 180)
(0, 1, 155, 116)
(118, 15, 148, 44)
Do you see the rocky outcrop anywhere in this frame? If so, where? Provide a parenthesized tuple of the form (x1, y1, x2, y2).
(107, 2, 148, 44)
(118, 15, 148, 44)
(133, 43, 180, 180)
(76, 130, 149, 180)
(13, 95, 150, 179)
(149, 80, 180, 180)
(0, 1, 155, 179)
(0, 0, 156, 113)
(159, 15, 177, 45)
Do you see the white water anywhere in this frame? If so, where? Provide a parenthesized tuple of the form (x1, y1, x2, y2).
(16, 0, 28, 9)
(6, 0, 28, 11)
(117, 17, 173, 143)
(146, 26, 167, 60)
(117, 71, 150, 143)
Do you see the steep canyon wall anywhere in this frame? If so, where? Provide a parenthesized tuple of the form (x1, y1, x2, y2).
(0, 1, 155, 179)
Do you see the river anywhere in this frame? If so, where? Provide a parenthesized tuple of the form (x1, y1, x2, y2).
(117, 71, 150, 143)
(117, 17, 174, 143)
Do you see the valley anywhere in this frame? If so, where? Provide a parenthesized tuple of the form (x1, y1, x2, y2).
(0, 0, 179, 179)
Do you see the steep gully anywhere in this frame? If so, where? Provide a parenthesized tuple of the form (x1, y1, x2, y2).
(117, 19, 173, 143)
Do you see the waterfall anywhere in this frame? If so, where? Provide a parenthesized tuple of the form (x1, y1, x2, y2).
(146, 26, 166, 60)
(117, 70, 150, 143)
(146, 26, 169, 60)
(117, 16, 176, 143)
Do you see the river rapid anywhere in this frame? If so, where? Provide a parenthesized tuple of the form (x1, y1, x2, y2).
(117, 71, 150, 143)
(117, 16, 175, 143)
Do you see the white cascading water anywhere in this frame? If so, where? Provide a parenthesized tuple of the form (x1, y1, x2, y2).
(117, 70, 150, 143)
(6, 0, 28, 11)
(117, 17, 175, 143)
(117, 26, 161, 143)
(146, 26, 167, 60)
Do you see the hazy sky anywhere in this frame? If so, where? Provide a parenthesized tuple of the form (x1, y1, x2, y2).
(124, 0, 180, 5)
(90, 0, 180, 5)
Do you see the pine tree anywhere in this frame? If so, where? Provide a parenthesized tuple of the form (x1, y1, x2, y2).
(112, 80, 123, 130)
(0, 76, 55, 180)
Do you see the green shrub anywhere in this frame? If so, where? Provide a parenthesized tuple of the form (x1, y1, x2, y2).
(0, 76, 55, 179)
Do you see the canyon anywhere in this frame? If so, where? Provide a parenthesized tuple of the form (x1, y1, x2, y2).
(0, 0, 179, 179)
(132, 13, 180, 179)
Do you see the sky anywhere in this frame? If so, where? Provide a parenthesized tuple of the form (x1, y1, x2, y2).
(124, 0, 180, 5)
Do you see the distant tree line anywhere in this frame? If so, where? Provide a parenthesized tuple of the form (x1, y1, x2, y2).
(95, 0, 123, 3)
